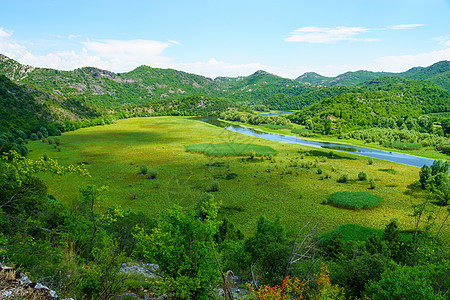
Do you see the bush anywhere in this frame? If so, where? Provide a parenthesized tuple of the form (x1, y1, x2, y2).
(369, 179, 376, 189)
(30, 133, 38, 141)
(368, 158, 373, 165)
(358, 171, 367, 181)
(327, 191, 382, 210)
(139, 164, 148, 175)
(337, 174, 349, 183)
(209, 180, 220, 192)
(317, 168, 323, 174)
(148, 169, 157, 179)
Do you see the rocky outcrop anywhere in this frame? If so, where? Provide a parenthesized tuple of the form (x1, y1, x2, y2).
(0, 265, 68, 300)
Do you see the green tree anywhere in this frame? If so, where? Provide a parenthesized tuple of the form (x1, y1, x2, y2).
(324, 118, 332, 135)
(366, 265, 446, 300)
(244, 216, 291, 285)
(134, 205, 220, 299)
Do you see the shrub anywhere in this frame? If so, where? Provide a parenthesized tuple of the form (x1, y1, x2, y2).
(148, 169, 157, 179)
(358, 171, 367, 181)
(327, 191, 382, 210)
(48, 138, 53, 145)
(30, 133, 38, 141)
(369, 179, 376, 189)
(140, 164, 148, 175)
(43, 153, 48, 161)
(368, 158, 373, 165)
(209, 180, 220, 192)
(317, 168, 323, 174)
(337, 174, 349, 183)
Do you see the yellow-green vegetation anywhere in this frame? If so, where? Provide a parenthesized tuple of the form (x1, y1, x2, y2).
(326, 191, 382, 210)
(319, 224, 383, 243)
(186, 142, 276, 156)
(27, 116, 449, 241)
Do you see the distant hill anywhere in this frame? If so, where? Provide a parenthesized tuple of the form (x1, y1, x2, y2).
(289, 77, 450, 131)
(295, 61, 450, 90)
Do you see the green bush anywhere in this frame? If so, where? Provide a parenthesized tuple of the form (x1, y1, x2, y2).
(327, 191, 382, 210)
(320, 224, 383, 244)
(148, 169, 157, 179)
(317, 168, 323, 174)
(368, 158, 373, 165)
(140, 164, 148, 175)
(209, 180, 220, 192)
(358, 171, 367, 181)
(337, 174, 349, 183)
(369, 179, 376, 189)
(30, 133, 38, 141)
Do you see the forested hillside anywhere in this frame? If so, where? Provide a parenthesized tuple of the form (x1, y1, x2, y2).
(289, 77, 450, 132)
(296, 60, 450, 90)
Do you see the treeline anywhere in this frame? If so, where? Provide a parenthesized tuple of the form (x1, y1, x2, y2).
(220, 110, 291, 126)
(1, 153, 448, 299)
(337, 116, 450, 153)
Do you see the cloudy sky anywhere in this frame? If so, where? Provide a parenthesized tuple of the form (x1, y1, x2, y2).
(1, 0, 449, 78)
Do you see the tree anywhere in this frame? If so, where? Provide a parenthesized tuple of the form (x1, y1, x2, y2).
(366, 265, 446, 300)
(420, 165, 432, 188)
(134, 205, 220, 299)
(324, 118, 332, 135)
(244, 216, 291, 285)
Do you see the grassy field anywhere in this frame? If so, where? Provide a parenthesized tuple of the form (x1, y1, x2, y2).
(27, 116, 449, 243)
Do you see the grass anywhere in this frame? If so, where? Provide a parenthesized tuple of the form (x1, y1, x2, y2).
(383, 141, 422, 150)
(185, 142, 276, 156)
(326, 191, 382, 210)
(26, 116, 449, 244)
(262, 124, 292, 130)
(291, 128, 312, 134)
(319, 224, 383, 243)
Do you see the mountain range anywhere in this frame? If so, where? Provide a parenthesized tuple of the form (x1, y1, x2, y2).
(0, 53, 449, 134)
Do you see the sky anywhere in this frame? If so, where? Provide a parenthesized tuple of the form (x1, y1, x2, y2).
(0, 0, 449, 79)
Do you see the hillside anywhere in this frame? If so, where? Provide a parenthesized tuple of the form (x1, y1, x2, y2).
(295, 60, 450, 90)
(289, 77, 450, 131)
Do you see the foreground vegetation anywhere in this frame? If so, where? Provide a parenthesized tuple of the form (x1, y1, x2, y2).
(0, 53, 449, 298)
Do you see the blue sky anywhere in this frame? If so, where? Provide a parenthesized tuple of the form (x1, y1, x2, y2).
(0, 0, 449, 78)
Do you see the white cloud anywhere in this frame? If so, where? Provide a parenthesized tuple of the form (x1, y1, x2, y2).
(390, 24, 424, 30)
(174, 58, 266, 78)
(285, 26, 378, 43)
(0, 27, 13, 39)
(286, 24, 424, 44)
(168, 40, 180, 45)
(0, 28, 176, 72)
(369, 48, 450, 72)
(68, 34, 82, 39)
(436, 35, 450, 46)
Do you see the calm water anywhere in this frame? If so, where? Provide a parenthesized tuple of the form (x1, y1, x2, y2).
(197, 117, 435, 168)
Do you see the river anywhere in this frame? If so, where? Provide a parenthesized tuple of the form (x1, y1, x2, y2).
(197, 117, 435, 168)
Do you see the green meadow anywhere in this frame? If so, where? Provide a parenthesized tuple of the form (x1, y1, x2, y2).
(27, 116, 448, 241)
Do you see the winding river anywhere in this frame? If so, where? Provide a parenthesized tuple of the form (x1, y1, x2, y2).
(198, 117, 435, 168)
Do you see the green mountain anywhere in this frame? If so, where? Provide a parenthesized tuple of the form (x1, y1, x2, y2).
(289, 77, 450, 131)
(295, 60, 450, 90)
(1, 53, 449, 135)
